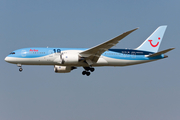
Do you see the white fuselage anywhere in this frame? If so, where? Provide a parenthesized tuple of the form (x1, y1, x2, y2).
(5, 48, 163, 67)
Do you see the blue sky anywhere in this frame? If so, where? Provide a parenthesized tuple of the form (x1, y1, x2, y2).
(0, 0, 180, 120)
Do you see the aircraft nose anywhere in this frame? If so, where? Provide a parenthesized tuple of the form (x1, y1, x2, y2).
(5, 57, 7, 62)
(5, 56, 10, 62)
(5, 56, 16, 63)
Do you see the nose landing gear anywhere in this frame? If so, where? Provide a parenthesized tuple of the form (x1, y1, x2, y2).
(19, 67, 23, 72)
(17, 64, 23, 72)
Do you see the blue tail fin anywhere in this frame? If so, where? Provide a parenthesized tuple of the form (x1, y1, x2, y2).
(136, 26, 167, 53)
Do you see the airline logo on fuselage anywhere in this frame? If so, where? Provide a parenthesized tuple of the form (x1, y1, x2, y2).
(21, 50, 27, 57)
(29, 49, 38, 52)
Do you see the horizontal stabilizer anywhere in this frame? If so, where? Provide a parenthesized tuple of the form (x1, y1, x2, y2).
(147, 48, 175, 57)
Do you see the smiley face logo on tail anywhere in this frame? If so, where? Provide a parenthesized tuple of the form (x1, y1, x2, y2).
(148, 37, 160, 47)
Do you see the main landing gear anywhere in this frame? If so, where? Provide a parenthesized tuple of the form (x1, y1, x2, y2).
(17, 64, 23, 72)
(82, 67, 95, 76)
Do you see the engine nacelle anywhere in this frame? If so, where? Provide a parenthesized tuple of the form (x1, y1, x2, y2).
(61, 54, 79, 64)
(54, 65, 72, 73)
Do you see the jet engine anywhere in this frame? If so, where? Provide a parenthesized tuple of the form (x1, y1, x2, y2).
(54, 65, 77, 73)
(61, 54, 80, 64)
(54, 65, 72, 73)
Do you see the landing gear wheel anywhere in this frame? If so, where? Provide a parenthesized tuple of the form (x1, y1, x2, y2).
(82, 71, 91, 76)
(90, 68, 95, 72)
(82, 71, 86, 75)
(86, 72, 90, 76)
(82, 67, 95, 76)
(19, 68, 23, 72)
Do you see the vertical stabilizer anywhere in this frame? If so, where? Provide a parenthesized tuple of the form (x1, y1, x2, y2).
(136, 26, 167, 53)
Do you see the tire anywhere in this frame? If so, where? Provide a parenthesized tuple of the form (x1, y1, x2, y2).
(90, 68, 95, 72)
(82, 71, 86, 75)
(86, 72, 90, 76)
(19, 68, 23, 72)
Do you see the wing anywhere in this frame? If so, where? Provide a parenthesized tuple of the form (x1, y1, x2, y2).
(79, 28, 138, 65)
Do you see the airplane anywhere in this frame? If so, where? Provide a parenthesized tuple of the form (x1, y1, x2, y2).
(4, 25, 174, 76)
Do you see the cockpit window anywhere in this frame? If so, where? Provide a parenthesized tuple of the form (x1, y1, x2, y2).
(10, 52, 15, 54)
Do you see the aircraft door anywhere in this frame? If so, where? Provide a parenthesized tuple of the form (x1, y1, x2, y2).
(53, 49, 63, 64)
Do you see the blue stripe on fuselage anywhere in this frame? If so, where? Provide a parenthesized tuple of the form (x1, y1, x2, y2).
(102, 49, 163, 60)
